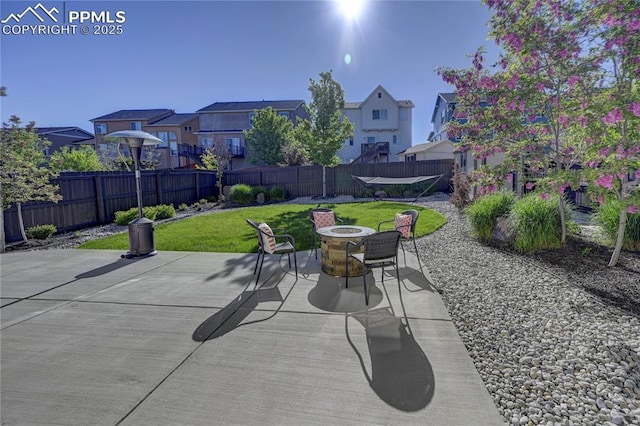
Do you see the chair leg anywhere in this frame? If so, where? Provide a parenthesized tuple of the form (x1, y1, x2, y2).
(287, 253, 292, 268)
(345, 251, 349, 288)
(412, 237, 419, 258)
(256, 252, 265, 284)
(253, 251, 262, 275)
(293, 251, 298, 278)
(400, 240, 407, 266)
(313, 233, 318, 259)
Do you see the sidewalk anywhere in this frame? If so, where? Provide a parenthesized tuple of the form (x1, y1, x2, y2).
(1, 248, 503, 425)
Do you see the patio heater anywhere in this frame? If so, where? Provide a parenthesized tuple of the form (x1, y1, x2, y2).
(105, 130, 162, 258)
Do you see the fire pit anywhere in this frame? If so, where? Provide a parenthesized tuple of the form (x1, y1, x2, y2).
(316, 225, 376, 277)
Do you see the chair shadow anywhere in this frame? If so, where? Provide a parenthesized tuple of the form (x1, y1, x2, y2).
(396, 266, 437, 293)
(307, 272, 384, 313)
(345, 307, 435, 411)
(193, 268, 294, 342)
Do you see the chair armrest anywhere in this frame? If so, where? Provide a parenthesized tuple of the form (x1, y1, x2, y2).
(345, 239, 364, 256)
(377, 219, 394, 232)
(274, 233, 296, 248)
(335, 217, 344, 224)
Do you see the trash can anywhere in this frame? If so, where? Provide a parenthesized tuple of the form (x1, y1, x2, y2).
(127, 217, 156, 257)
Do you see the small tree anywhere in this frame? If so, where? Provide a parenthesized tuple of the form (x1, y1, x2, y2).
(48, 145, 106, 172)
(294, 70, 354, 198)
(0, 116, 62, 246)
(198, 135, 232, 202)
(244, 107, 293, 166)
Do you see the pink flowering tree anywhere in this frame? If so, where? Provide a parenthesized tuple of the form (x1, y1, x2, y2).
(439, 0, 600, 244)
(580, 0, 640, 266)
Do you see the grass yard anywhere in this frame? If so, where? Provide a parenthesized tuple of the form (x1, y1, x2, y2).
(78, 202, 447, 253)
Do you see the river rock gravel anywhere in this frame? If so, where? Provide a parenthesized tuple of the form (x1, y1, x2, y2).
(414, 199, 640, 426)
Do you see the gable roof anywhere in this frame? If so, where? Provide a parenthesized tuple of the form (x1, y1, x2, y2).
(197, 100, 305, 113)
(34, 127, 94, 139)
(401, 139, 454, 156)
(430, 92, 458, 123)
(145, 113, 198, 126)
(91, 109, 174, 122)
(344, 84, 414, 109)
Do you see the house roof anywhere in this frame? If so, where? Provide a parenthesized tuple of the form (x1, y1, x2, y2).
(34, 127, 94, 139)
(197, 100, 305, 113)
(344, 84, 414, 109)
(401, 140, 454, 156)
(91, 109, 174, 122)
(145, 113, 198, 126)
(430, 92, 458, 124)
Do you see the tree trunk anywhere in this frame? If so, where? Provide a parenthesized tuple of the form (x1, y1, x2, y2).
(608, 207, 627, 267)
(559, 196, 567, 245)
(322, 166, 327, 198)
(17, 202, 27, 242)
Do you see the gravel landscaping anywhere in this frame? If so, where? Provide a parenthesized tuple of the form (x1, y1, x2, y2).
(415, 199, 640, 426)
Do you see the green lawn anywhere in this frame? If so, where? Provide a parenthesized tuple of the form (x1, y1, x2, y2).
(78, 202, 447, 253)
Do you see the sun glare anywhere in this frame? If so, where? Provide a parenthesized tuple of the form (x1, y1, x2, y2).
(335, 0, 365, 21)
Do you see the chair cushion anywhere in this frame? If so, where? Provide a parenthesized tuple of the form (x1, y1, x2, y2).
(313, 211, 335, 230)
(258, 223, 277, 254)
(395, 213, 412, 239)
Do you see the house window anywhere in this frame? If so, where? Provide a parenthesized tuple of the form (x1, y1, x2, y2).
(372, 109, 387, 120)
(393, 135, 398, 144)
(130, 121, 142, 131)
(367, 136, 375, 144)
(248, 112, 256, 124)
(95, 123, 107, 134)
(349, 138, 354, 146)
(407, 154, 416, 162)
(440, 108, 447, 124)
(203, 138, 213, 149)
(278, 111, 290, 120)
(156, 131, 169, 148)
(378, 92, 381, 98)
(184, 126, 192, 132)
(169, 132, 177, 156)
(460, 152, 468, 173)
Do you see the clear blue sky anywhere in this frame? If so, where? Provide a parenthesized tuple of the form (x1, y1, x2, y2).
(1, 0, 500, 144)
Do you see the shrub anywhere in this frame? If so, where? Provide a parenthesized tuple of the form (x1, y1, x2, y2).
(466, 191, 515, 241)
(509, 193, 572, 252)
(229, 184, 254, 205)
(27, 224, 57, 240)
(450, 162, 471, 209)
(114, 206, 160, 225)
(251, 185, 267, 200)
(595, 200, 640, 251)
(178, 203, 189, 211)
(154, 204, 176, 220)
(269, 185, 286, 202)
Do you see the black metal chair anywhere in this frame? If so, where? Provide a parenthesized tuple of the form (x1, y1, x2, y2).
(378, 210, 419, 262)
(309, 208, 343, 259)
(246, 219, 297, 284)
(346, 230, 402, 306)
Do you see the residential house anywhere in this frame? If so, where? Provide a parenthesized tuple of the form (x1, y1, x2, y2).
(90, 108, 174, 154)
(34, 127, 95, 157)
(195, 100, 308, 170)
(429, 92, 503, 175)
(341, 85, 413, 164)
(145, 113, 200, 169)
(398, 140, 454, 162)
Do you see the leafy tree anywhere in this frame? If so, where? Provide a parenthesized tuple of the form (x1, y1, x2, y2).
(244, 106, 293, 166)
(48, 145, 106, 172)
(280, 139, 311, 166)
(0, 116, 62, 247)
(197, 135, 232, 202)
(294, 70, 354, 198)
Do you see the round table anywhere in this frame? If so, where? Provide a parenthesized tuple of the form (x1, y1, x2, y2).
(316, 225, 376, 277)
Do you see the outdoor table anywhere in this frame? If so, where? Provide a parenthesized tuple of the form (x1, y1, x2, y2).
(316, 225, 376, 277)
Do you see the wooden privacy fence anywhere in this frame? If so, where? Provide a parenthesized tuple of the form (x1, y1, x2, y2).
(3, 170, 218, 243)
(224, 159, 454, 198)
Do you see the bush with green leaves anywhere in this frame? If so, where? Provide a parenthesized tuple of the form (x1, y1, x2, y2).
(114, 204, 176, 225)
(229, 184, 254, 205)
(27, 224, 57, 240)
(466, 191, 515, 241)
(595, 200, 640, 251)
(251, 186, 267, 199)
(269, 185, 286, 202)
(509, 193, 573, 252)
(178, 203, 189, 211)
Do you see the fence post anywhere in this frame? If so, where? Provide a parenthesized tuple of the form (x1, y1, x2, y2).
(95, 173, 106, 223)
(195, 172, 200, 200)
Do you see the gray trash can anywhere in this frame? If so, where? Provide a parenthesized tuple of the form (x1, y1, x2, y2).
(127, 217, 156, 257)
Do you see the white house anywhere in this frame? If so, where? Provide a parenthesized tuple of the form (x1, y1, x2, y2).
(340, 85, 414, 164)
(398, 140, 455, 162)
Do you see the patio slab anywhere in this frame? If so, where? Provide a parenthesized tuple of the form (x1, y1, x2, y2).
(0, 249, 503, 425)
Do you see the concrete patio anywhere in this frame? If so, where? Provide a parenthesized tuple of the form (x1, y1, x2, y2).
(1, 248, 503, 425)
